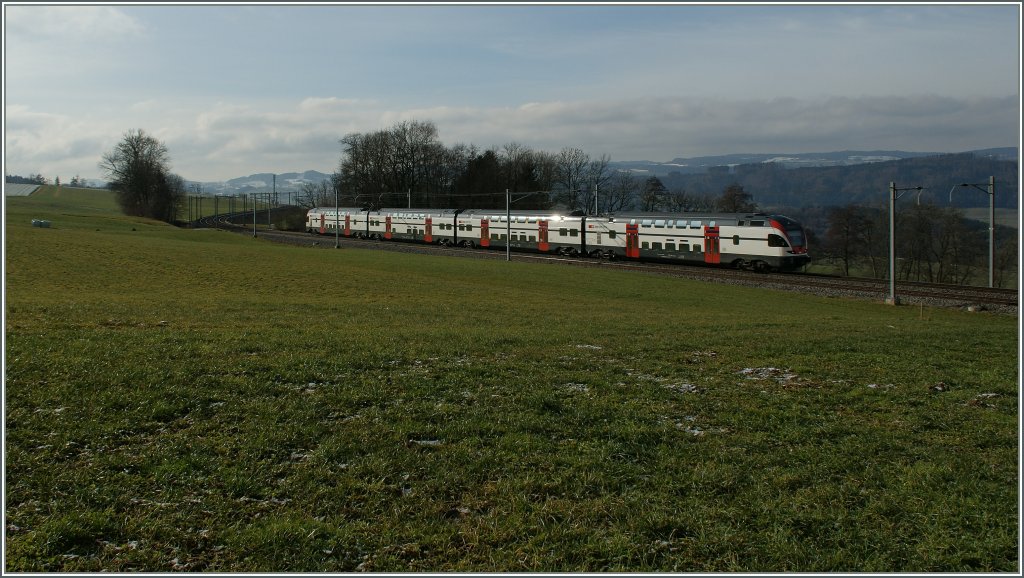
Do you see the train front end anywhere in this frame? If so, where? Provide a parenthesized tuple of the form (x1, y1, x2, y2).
(769, 215, 810, 271)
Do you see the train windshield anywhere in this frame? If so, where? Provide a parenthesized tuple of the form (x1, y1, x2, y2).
(772, 215, 805, 247)
(786, 225, 805, 247)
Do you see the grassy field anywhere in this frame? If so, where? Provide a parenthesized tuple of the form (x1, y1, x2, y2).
(961, 207, 1019, 230)
(4, 187, 1019, 572)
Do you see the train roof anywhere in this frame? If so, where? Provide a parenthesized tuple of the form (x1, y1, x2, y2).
(604, 211, 770, 220)
(373, 207, 460, 215)
(307, 207, 802, 227)
(458, 209, 583, 219)
(308, 207, 368, 213)
(603, 211, 803, 226)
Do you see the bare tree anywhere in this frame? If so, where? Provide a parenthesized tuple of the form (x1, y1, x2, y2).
(824, 204, 873, 276)
(532, 150, 559, 193)
(99, 128, 183, 223)
(604, 170, 640, 213)
(296, 180, 335, 209)
(338, 120, 461, 207)
(581, 153, 613, 214)
(716, 184, 758, 212)
(554, 147, 590, 211)
(500, 142, 533, 192)
(663, 188, 715, 212)
(640, 176, 667, 211)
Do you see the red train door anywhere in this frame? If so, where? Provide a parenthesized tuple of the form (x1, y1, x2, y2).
(344, 214, 351, 236)
(385, 216, 393, 240)
(704, 226, 720, 264)
(319, 214, 326, 234)
(425, 217, 433, 243)
(480, 219, 490, 247)
(625, 224, 640, 258)
(538, 220, 549, 252)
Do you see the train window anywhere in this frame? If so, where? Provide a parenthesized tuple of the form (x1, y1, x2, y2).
(667, 220, 675, 227)
(491, 233, 499, 240)
(642, 241, 650, 249)
(569, 229, 578, 237)
(652, 242, 662, 250)
(681, 243, 690, 252)
(654, 219, 666, 228)
(608, 231, 617, 239)
(529, 235, 536, 242)
(666, 242, 675, 251)
(559, 228, 568, 236)
(690, 220, 701, 228)
(709, 221, 716, 227)
(694, 244, 702, 252)
(768, 234, 788, 247)
(630, 219, 637, 225)
(641, 219, 653, 227)
(733, 235, 740, 245)
(528, 217, 537, 223)
(750, 220, 765, 227)
(517, 216, 527, 223)
(738, 220, 745, 226)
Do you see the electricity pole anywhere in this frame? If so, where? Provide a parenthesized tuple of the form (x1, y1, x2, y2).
(951, 176, 996, 287)
(888, 182, 924, 305)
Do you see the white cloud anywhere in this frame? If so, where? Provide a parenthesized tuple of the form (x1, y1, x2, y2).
(298, 97, 366, 111)
(5, 93, 1016, 182)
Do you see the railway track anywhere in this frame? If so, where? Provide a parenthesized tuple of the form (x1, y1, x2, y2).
(192, 213, 1018, 313)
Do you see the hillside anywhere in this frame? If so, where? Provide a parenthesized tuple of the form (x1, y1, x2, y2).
(611, 147, 1017, 176)
(660, 153, 1018, 209)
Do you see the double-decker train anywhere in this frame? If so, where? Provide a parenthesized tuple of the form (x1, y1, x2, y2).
(306, 207, 810, 272)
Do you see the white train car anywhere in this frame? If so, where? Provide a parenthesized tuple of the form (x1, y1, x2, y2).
(456, 210, 584, 254)
(373, 208, 459, 245)
(587, 212, 808, 271)
(305, 207, 366, 236)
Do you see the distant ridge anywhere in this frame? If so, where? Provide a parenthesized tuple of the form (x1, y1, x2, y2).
(610, 147, 1017, 177)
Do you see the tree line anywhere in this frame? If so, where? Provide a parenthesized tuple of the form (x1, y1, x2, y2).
(5, 173, 91, 187)
(292, 119, 766, 216)
(819, 202, 1017, 287)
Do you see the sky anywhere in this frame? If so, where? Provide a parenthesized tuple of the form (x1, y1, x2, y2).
(3, 2, 1021, 183)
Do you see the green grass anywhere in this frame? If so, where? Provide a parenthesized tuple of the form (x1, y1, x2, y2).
(4, 188, 1019, 572)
